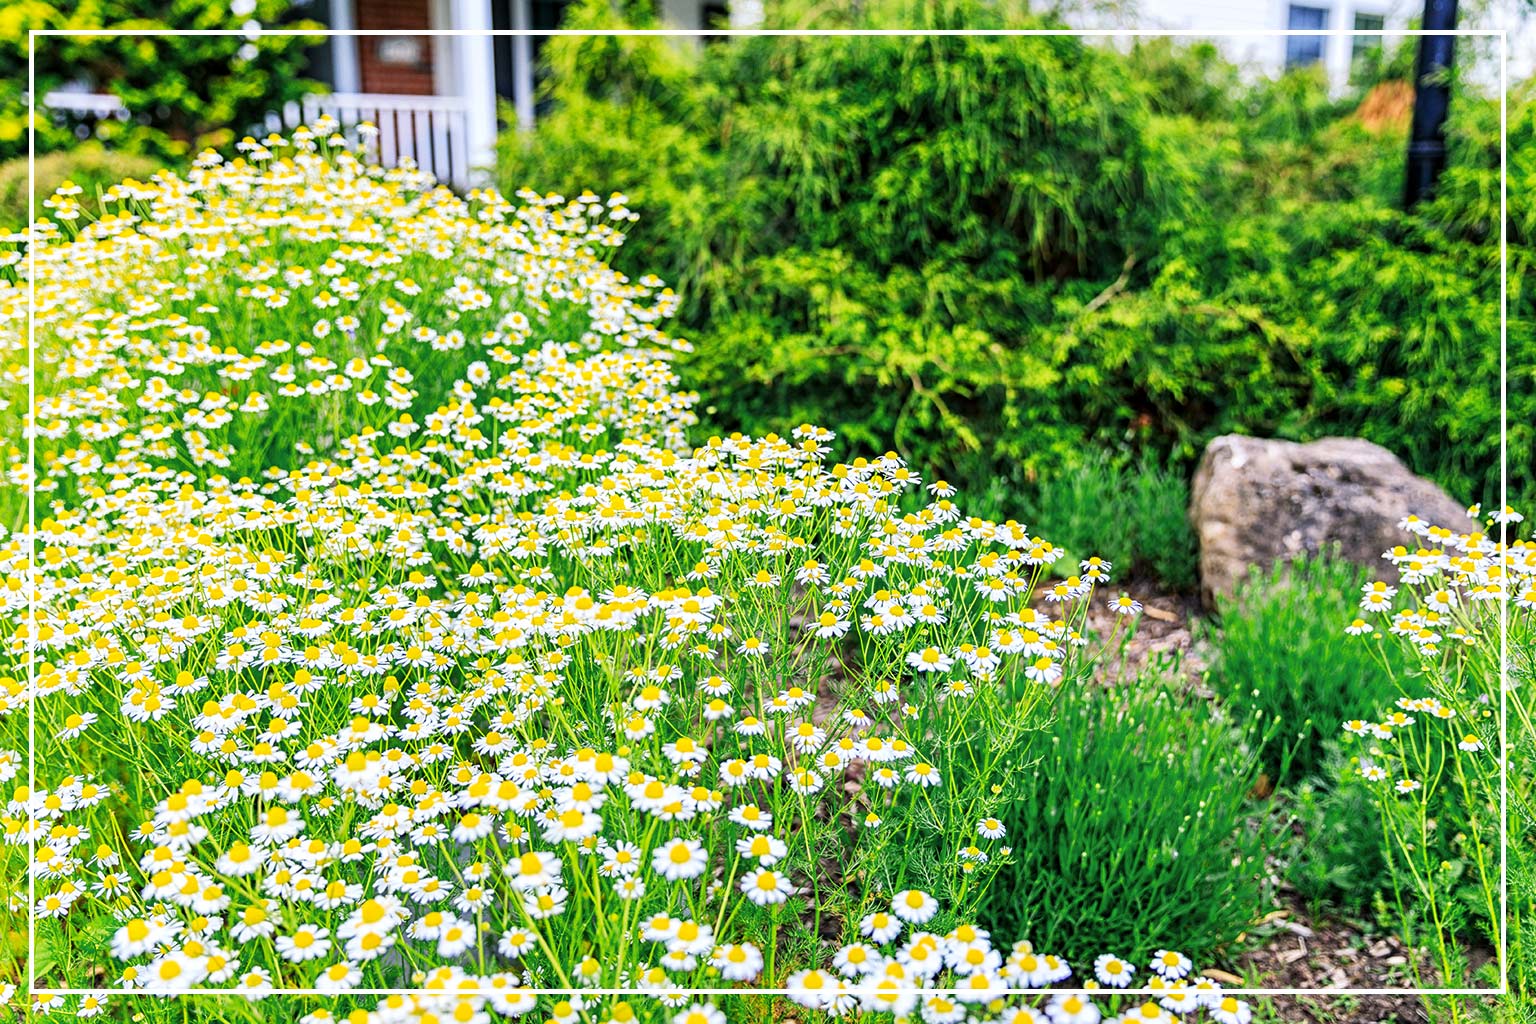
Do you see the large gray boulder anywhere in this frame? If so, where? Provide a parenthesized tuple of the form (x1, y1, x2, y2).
(1189, 435, 1470, 607)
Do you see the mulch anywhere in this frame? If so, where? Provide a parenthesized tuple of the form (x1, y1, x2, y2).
(1223, 892, 1430, 1023)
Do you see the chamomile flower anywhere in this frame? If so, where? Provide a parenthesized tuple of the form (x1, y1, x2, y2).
(892, 889, 939, 924)
(1047, 994, 1102, 1024)
(276, 925, 332, 963)
(740, 869, 793, 905)
(710, 942, 764, 981)
(1150, 950, 1192, 980)
(652, 839, 709, 881)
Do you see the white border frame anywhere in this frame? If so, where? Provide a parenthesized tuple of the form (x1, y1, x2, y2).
(24, 24, 1510, 1002)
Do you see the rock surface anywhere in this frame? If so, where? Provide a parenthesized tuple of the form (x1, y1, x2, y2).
(1189, 435, 1470, 607)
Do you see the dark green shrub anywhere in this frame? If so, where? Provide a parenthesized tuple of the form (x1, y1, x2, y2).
(1210, 557, 1415, 783)
(500, 4, 1533, 508)
(981, 672, 1278, 962)
(503, 0, 1205, 483)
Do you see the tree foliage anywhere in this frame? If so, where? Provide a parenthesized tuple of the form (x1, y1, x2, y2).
(0, 0, 320, 162)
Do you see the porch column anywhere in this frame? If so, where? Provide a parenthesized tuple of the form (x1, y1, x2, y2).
(329, 0, 361, 93)
(455, 0, 499, 187)
(511, 0, 536, 133)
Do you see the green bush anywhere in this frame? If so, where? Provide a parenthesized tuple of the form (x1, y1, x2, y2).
(500, 2, 1533, 509)
(1284, 739, 1499, 938)
(503, 0, 1205, 483)
(1210, 557, 1415, 783)
(0, 143, 161, 227)
(980, 671, 1278, 963)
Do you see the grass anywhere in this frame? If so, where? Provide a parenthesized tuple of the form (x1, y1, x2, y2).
(988, 453, 1200, 592)
(1209, 556, 1416, 784)
(980, 665, 1280, 963)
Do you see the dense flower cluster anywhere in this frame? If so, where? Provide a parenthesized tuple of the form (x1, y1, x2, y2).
(0, 123, 1257, 1022)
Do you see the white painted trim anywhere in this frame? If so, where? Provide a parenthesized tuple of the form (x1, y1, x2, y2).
(283, 91, 473, 188)
(308, 90, 468, 112)
(512, 0, 535, 132)
(430, 0, 454, 98)
(40, 91, 124, 114)
(328, 0, 362, 93)
(453, 0, 500, 185)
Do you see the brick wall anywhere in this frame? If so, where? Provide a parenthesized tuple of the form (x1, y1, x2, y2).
(355, 0, 436, 94)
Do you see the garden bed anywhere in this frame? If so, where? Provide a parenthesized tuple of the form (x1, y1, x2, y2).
(0, 118, 1524, 1024)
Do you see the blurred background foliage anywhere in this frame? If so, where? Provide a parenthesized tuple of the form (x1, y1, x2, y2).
(499, 0, 1530, 522)
(0, 0, 319, 165)
(0, 141, 158, 224)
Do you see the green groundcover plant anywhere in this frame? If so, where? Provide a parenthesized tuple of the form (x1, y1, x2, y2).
(981, 671, 1278, 963)
(989, 455, 1198, 593)
(499, 0, 1534, 511)
(1211, 557, 1416, 783)
(0, 123, 1281, 1024)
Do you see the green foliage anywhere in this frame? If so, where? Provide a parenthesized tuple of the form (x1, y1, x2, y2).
(500, 4, 1533, 509)
(1511, 636, 1536, 1007)
(1513, 793, 1536, 1008)
(0, 1, 321, 162)
(1278, 745, 1393, 919)
(0, 142, 160, 226)
(1211, 557, 1414, 783)
(1123, 39, 1243, 121)
(503, 0, 1183, 483)
(979, 452, 1198, 590)
(980, 671, 1278, 962)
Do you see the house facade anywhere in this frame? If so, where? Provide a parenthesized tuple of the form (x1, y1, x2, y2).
(297, 0, 732, 188)
(1095, 0, 1531, 93)
(294, 0, 1528, 190)
(1115, 0, 1418, 89)
(42, 0, 1531, 191)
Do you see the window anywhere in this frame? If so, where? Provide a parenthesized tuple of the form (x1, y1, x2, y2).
(1285, 4, 1329, 68)
(1351, 12, 1386, 77)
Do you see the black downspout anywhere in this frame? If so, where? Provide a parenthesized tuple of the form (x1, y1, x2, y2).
(1404, 0, 1459, 208)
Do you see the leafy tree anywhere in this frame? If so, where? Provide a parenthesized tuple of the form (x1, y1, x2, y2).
(0, 0, 321, 162)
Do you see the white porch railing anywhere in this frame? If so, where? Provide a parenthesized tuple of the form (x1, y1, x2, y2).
(270, 92, 473, 190)
(41, 90, 475, 191)
(41, 90, 127, 118)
